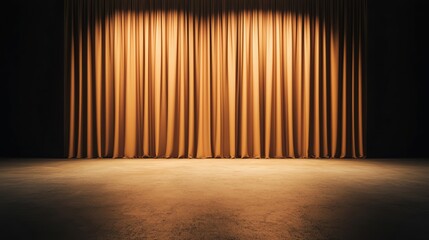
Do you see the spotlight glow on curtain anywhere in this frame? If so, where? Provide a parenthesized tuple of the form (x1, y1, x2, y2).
(65, 0, 366, 158)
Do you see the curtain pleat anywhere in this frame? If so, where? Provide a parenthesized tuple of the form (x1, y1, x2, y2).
(65, 0, 366, 158)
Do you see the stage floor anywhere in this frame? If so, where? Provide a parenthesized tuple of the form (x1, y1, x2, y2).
(1, 159, 429, 239)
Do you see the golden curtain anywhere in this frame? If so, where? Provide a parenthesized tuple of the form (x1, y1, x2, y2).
(65, 0, 366, 158)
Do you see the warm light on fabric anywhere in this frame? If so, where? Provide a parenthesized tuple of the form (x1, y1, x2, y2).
(65, 0, 366, 158)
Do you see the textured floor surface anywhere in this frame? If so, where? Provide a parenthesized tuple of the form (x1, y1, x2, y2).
(1, 159, 429, 240)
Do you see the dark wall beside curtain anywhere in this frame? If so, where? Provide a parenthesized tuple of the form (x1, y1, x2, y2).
(0, 0, 427, 158)
(367, 0, 429, 157)
(0, 1, 64, 157)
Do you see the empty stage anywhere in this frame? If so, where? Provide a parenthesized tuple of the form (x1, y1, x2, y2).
(1, 159, 429, 239)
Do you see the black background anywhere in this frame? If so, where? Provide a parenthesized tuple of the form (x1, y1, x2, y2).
(0, 0, 427, 158)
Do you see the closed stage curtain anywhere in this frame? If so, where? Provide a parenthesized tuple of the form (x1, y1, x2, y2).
(65, 0, 366, 158)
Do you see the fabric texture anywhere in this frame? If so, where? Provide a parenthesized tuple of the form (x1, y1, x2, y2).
(65, 0, 366, 158)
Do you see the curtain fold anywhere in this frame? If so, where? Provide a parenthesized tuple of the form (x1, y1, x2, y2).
(65, 0, 366, 158)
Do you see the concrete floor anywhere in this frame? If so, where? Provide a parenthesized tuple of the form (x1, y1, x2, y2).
(1, 159, 429, 240)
